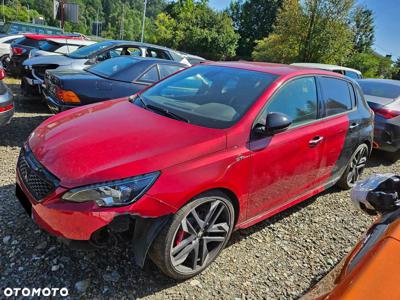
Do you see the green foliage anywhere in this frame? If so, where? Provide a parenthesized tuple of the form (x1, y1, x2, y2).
(351, 5, 375, 53)
(1, 0, 238, 59)
(1, 1, 42, 23)
(346, 51, 396, 78)
(149, 0, 239, 60)
(252, 0, 354, 65)
(228, 0, 282, 58)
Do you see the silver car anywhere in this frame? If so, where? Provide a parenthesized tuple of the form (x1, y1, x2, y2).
(21, 40, 195, 95)
(0, 64, 13, 126)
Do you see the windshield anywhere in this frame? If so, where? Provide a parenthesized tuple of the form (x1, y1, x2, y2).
(138, 65, 278, 129)
(39, 41, 60, 52)
(358, 81, 400, 99)
(87, 56, 139, 79)
(67, 41, 114, 59)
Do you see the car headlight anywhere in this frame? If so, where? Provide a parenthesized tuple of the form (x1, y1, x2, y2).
(61, 172, 160, 207)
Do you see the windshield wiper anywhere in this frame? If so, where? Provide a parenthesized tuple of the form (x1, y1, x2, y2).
(146, 104, 189, 123)
(130, 95, 189, 123)
(135, 94, 147, 108)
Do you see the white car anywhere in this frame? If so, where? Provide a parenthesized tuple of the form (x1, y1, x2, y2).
(29, 38, 96, 58)
(0, 34, 23, 59)
(291, 63, 362, 79)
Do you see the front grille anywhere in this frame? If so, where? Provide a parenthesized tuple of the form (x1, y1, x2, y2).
(17, 146, 59, 201)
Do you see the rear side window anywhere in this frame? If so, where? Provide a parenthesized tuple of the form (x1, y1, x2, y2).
(320, 77, 353, 116)
(138, 66, 159, 83)
(345, 71, 361, 79)
(158, 64, 183, 78)
(266, 77, 318, 126)
(146, 48, 171, 60)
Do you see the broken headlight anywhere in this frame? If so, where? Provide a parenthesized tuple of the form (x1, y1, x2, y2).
(62, 172, 160, 207)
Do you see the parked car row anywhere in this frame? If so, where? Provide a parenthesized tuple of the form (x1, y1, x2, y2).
(21, 40, 199, 96)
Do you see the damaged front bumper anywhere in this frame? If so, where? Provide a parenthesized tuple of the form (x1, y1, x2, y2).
(15, 175, 174, 267)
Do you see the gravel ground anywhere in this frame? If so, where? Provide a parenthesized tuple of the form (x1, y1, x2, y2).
(0, 78, 398, 299)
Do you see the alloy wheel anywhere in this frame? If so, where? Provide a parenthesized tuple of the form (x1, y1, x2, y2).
(170, 199, 232, 274)
(346, 145, 368, 187)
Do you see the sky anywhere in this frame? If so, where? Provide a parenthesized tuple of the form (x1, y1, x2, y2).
(208, 0, 400, 59)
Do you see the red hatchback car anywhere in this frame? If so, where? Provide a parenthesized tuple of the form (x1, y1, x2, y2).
(16, 62, 373, 279)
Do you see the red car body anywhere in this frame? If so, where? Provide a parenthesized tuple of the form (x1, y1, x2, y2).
(16, 62, 374, 270)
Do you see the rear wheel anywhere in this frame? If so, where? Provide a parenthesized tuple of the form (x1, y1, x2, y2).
(149, 192, 234, 280)
(337, 143, 369, 190)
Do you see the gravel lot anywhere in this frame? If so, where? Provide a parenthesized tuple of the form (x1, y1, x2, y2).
(0, 78, 398, 299)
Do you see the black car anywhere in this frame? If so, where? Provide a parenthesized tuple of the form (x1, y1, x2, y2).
(43, 56, 186, 113)
(357, 79, 400, 161)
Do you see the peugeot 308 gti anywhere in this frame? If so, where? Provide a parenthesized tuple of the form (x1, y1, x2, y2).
(16, 62, 374, 279)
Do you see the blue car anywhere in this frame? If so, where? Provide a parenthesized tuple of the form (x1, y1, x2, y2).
(43, 56, 186, 113)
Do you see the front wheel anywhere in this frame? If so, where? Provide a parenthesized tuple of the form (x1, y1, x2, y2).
(149, 192, 235, 280)
(337, 143, 369, 190)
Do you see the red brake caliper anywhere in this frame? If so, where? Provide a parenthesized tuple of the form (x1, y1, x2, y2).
(175, 229, 185, 246)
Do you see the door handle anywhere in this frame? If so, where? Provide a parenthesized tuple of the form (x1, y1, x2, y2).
(350, 123, 359, 129)
(309, 136, 324, 147)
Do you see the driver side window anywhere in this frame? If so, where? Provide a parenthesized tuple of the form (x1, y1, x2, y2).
(260, 77, 318, 128)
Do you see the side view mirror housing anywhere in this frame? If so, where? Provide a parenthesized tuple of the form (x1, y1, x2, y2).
(252, 112, 292, 138)
(85, 57, 97, 65)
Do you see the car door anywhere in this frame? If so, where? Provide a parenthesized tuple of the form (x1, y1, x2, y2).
(316, 76, 360, 182)
(247, 76, 326, 219)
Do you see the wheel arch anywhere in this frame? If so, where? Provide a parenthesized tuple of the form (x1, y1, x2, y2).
(194, 187, 241, 226)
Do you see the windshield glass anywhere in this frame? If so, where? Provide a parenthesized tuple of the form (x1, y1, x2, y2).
(358, 81, 400, 99)
(67, 41, 114, 59)
(87, 56, 139, 79)
(138, 65, 278, 129)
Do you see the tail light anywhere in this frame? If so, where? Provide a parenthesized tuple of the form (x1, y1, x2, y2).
(0, 104, 13, 112)
(0, 68, 5, 80)
(12, 47, 26, 55)
(373, 107, 400, 119)
(55, 86, 81, 104)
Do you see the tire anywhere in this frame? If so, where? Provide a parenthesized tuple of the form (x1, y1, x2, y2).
(149, 191, 235, 280)
(337, 143, 369, 190)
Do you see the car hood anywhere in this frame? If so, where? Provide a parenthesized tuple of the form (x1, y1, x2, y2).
(23, 54, 81, 67)
(50, 69, 97, 81)
(28, 99, 227, 188)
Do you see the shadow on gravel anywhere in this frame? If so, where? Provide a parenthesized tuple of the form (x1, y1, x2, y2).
(366, 150, 396, 168)
(0, 182, 177, 298)
(0, 115, 48, 147)
(228, 188, 332, 247)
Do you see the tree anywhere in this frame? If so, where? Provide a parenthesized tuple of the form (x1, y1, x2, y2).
(252, 0, 354, 65)
(346, 52, 396, 78)
(252, 0, 303, 63)
(150, 0, 239, 60)
(228, 0, 282, 59)
(351, 5, 375, 53)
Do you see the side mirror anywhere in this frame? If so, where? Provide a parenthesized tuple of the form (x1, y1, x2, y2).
(85, 57, 97, 65)
(252, 112, 292, 138)
(266, 112, 292, 135)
